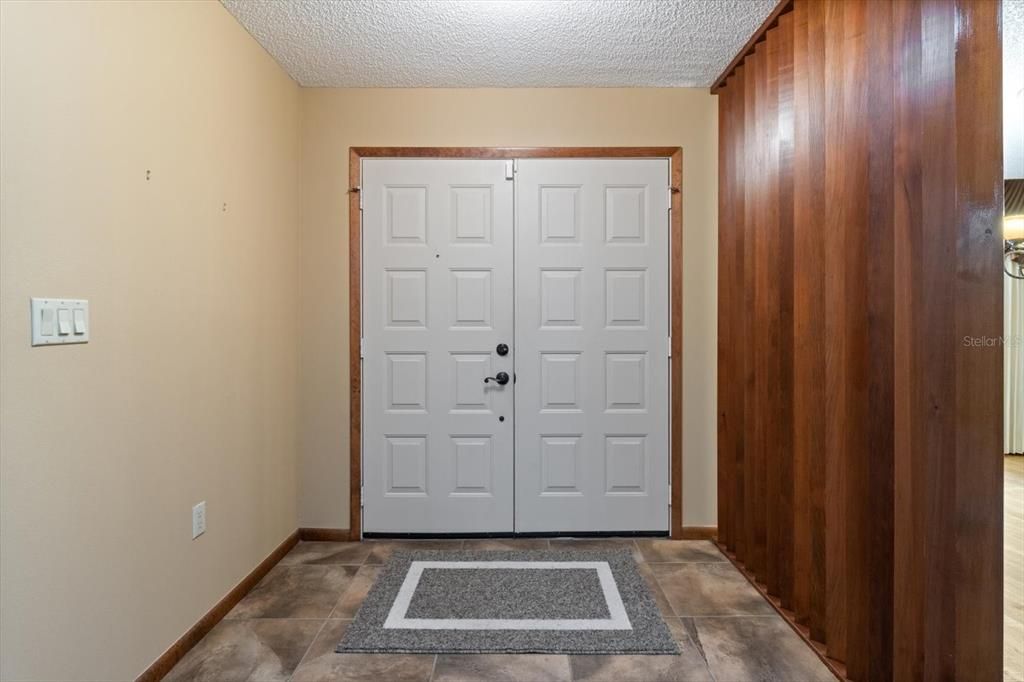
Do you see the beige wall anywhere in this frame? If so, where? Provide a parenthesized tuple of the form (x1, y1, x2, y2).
(0, 2, 301, 680)
(300, 88, 719, 530)
(1, 10, 719, 676)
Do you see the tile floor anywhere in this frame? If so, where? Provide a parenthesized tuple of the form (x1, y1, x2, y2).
(165, 538, 835, 681)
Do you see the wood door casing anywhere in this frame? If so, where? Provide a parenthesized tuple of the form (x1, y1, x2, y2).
(349, 147, 685, 539)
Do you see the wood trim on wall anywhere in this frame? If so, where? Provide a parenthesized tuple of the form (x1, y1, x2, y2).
(299, 527, 353, 542)
(135, 531, 299, 682)
(349, 146, 685, 540)
(680, 526, 718, 541)
(669, 148, 684, 539)
(351, 146, 682, 160)
(348, 148, 362, 542)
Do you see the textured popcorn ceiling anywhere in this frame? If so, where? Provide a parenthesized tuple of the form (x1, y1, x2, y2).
(220, 0, 777, 87)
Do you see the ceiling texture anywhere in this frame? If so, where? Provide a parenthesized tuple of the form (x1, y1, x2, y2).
(220, 0, 777, 88)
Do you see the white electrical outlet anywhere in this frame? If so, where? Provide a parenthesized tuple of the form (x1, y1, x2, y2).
(192, 501, 206, 539)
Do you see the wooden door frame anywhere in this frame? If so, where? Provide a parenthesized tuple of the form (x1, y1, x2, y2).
(348, 146, 684, 541)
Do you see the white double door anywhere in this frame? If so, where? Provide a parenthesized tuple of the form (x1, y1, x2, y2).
(362, 157, 669, 534)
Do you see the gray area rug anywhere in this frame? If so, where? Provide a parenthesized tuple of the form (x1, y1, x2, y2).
(337, 549, 679, 654)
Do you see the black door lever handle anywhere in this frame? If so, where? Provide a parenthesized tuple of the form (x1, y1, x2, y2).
(484, 371, 510, 386)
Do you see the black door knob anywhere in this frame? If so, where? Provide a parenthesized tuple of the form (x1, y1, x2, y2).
(484, 371, 510, 386)
(496, 343, 509, 356)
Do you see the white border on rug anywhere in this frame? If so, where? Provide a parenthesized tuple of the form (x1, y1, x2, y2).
(382, 560, 633, 631)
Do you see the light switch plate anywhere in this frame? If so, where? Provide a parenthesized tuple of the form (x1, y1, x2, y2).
(192, 501, 206, 540)
(31, 298, 89, 346)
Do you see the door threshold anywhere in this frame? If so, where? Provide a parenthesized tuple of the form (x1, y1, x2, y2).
(362, 530, 670, 539)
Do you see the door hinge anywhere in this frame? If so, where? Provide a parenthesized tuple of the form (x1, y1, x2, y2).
(360, 338, 365, 358)
(505, 160, 516, 180)
(668, 483, 672, 507)
(668, 337, 672, 358)
(360, 486, 364, 508)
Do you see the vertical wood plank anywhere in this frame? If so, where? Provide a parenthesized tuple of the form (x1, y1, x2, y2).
(951, 0, 1003, 677)
(717, 81, 734, 550)
(792, 0, 828, 641)
(837, 2, 872, 673)
(742, 49, 761, 574)
(775, 11, 796, 611)
(790, 0, 811, 629)
(892, 0, 926, 675)
(762, 25, 784, 599)
(751, 45, 770, 582)
(731, 66, 747, 560)
(918, 2, 959, 677)
(864, 0, 895, 678)
(822, 0, 849, 662)
(807, 0, 829, 645)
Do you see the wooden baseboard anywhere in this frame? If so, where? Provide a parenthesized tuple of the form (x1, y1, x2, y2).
(298, 527, 353, 542)
(681, 526, 718, 540)
(135, 530, 300, 682)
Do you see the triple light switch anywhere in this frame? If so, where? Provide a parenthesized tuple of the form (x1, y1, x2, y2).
(31, 298, 89, 346)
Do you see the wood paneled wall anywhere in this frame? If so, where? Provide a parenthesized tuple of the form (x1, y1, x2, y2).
(715, 1, 1004, 679)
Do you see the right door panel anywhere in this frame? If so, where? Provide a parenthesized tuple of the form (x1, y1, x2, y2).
(514, 159, 671, 532)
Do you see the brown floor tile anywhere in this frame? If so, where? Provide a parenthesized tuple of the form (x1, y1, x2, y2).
(164, 618, 322, 682)
(651, 562, 776, 617)
(279, 541, 372, 566)
(678, 618, 710, 664)
(364, 539, 465, 564)
(330, 564, 383, 618)
(664, 617, 692, 644)
(461, 538, 551, 551)
(569, 636, 713, 682)
(634, 539, 727, 563)
(290, 620, 435, 682)
(160, 543, 818, 682)
(690, 616, 834, 681)
(633, 561, 676, 618)
(227, 564, 357, 619)
(547, 537, 643, 562)
(432, 654, 571, 681)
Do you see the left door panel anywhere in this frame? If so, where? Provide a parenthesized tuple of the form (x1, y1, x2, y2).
(361, 159, 515, 533)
